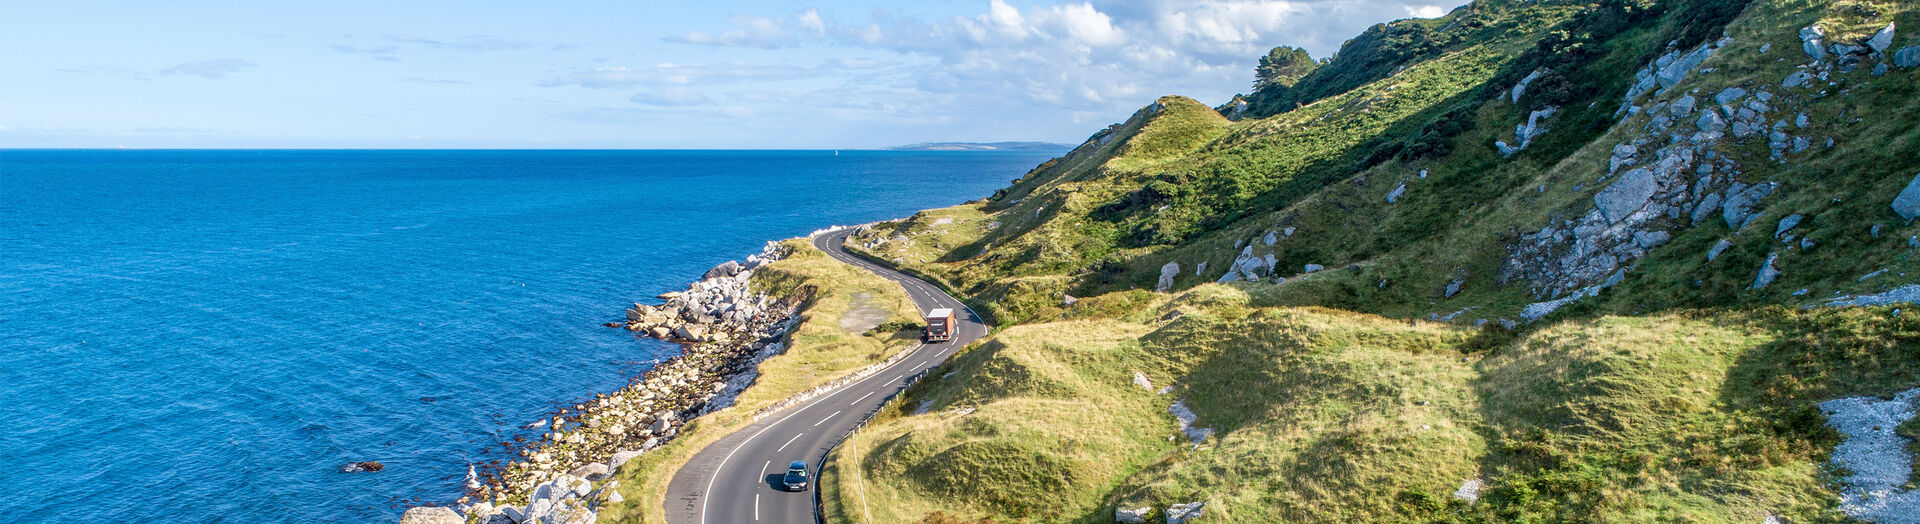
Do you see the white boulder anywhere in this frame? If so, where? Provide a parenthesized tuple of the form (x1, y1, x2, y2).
(1157, 262, 1180, 292)
(1168, 502, 1207, 524)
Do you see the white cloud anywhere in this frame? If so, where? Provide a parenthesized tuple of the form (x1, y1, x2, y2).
(385, 34, 531, 51)
(131, 126, 217, 134)
(1049, 3, 1126, 47)
(332, 44, 401, 62)
(557, 0, 1457, 144)
(1406, 4, 1449, 18)
(629, 88, 714, 106)
(681, 0, 1449, 110)
(541, 63, 821, 89)
(797, 9, 827, 36)
(157, 59, 256, 79)
(664, 12, 819, 48)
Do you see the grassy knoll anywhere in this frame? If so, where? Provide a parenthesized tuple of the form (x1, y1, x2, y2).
(596, 239, 924, 523)
(822, 320, 1169, 523)
(821, 284, 1919, 523)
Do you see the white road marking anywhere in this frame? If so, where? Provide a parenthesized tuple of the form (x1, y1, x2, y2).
(699, 233, 971, 524)
(814, 410, 842, 427)
(755, 493, 760, 521)
(851, 391, 873, 405)
(777, 432, 805, 453)
(761, 461, 770, 478)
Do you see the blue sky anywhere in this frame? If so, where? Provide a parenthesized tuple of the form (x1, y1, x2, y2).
(0, 1, 1457, 149)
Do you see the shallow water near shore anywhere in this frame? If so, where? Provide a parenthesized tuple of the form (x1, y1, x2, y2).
(0, 149, 1056, 521)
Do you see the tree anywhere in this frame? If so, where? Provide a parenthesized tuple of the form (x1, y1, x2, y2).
(1255, 46, 1318, 90)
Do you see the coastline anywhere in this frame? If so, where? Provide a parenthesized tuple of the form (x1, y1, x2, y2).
(439, 240, 808, 523)
(403, 224, 929, 524)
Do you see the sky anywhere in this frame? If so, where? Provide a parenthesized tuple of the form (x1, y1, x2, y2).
(0, 1, 1460, 149)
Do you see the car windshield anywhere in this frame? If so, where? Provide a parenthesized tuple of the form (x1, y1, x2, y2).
(787, 468, 807, 478)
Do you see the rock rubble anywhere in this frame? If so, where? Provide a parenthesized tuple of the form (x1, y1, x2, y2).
(1819, 387, 1920, 522)
(416, 241, 803, 524)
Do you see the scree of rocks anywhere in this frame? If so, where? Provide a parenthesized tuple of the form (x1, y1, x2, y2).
(1499, 22, 1905, 321)
(421, 240, 809, 524)
(1819, 387, 1920, 523)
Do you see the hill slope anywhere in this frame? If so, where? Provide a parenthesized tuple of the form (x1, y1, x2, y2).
(823, 0, 1920, 521)
(851, 0, 1916, 327)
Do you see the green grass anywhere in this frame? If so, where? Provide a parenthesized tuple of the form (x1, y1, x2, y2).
(850, 0, 1919, 327)
(623, 0, 1920, 521)
(819, 283, 1920, 523)
(822, 320, 1166, 523)
(595, 239, 924, 523)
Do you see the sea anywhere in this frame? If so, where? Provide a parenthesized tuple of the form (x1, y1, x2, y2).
(0, 149, 1059, 522)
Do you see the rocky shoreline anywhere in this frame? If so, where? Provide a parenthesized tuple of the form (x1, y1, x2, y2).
(403, 240, 807, 524)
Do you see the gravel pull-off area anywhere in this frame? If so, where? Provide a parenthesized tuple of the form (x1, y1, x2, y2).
(1819, 387, 1920, 523)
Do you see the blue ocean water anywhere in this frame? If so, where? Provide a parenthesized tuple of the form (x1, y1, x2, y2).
(0, 149, 1057, 522)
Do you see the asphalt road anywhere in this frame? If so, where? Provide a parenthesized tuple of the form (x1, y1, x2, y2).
(663, 227, 986, 524)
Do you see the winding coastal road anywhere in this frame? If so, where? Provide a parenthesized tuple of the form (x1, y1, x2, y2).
(663, 228, 986, 524)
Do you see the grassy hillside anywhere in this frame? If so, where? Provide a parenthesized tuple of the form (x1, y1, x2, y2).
(821, 0, 1920, 521)
(823, 286, 1918, 523)
(848, 0, 1918, 326)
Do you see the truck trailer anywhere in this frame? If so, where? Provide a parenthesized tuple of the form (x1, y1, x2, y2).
(924, 308, 955, 342)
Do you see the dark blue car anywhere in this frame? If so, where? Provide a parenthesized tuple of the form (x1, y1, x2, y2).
(782, 460, 809, 491)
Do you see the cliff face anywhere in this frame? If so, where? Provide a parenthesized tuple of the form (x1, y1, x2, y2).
(827, 0, 1920, 521)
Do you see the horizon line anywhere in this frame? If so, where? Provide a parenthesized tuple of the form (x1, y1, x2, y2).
(0, 146, 1076, 152)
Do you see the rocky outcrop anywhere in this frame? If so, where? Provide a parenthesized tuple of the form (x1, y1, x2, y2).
(1169, 400, 1213, 444)
(1824, 284, 1920, 307)
(1594, 168, 1660, 223)
(701, 260, 742, 280)
(1454, 478, 1485, 504)
(624, 246, 788, 342)
(1497, 106, 1557, 156)
(398, 507, 462, 524)
(1157, 262, 1180, 292)
(1801, 26, 1826, 60)
(1752, 252, 1783, 290)
(1618, 41, 1721, 116)
(1216, 246, 1279, 283)
(1501, 33, 1850, 316)
(1866, 23, 1896, 54)
(1510, 68, 1546, 103)
(428, 241, 803, 523)
(1892, 173, 1920, 221)
(1896, 46, 1920, 68)
(1722, 182, 1777, 230)
(1167, 502, 1207, 524)
(1707, 239, 1733, 262)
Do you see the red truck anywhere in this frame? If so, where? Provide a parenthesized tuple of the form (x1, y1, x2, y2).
(924, 308, 954, 342)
